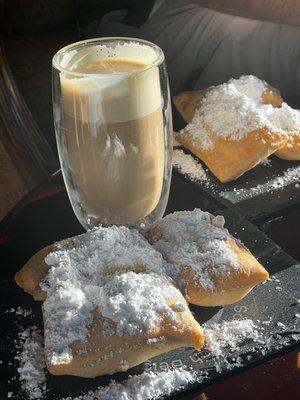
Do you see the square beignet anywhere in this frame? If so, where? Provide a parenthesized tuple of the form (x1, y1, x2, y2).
(15, 226, 205, 378)
(175, 81, 287, 183)
(43, 271, 205, 378)
(143, 209, 269, 307)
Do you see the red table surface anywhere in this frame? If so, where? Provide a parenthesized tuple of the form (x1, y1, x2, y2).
(185, 348, 299, 400)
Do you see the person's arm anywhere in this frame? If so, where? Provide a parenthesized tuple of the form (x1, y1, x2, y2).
(193, 0, 300, 26)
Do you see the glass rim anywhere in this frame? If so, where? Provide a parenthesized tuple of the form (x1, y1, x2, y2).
(52, 37, 165, 76)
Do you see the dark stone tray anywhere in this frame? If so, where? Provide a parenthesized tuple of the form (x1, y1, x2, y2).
(0, 173, 299, 399)
(172, 96, 300, 221)
(174, 150, 300, 221)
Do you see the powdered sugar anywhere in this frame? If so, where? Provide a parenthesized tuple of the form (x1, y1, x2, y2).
(44, 225, 166, 278)
(99, 272, 187, 337)
(5, 307, 32, 317)
(16, 327, 46, 399)
(178, 75, 293, 151)
(204, 319, 261, 357)
(41, 226, 171, 365)
(173, 149, 207, 181)
(179, 82, 279, 151)
(229, 75, 266, 104)
(144, 209, 238, 290)
(62, 368, 197, 400)
(196, 318, 264, 373)
(263, 103, 300, 135)
(220, 165, 300, 203)
(260, 157, 271, 166)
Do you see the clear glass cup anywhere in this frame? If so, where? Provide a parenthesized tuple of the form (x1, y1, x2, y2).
(52, 37, 173, 230)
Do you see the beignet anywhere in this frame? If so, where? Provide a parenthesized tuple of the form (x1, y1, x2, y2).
(143, 209, 269, 307)
(43, 271, 205, 377)
(15, 226, 205, 378)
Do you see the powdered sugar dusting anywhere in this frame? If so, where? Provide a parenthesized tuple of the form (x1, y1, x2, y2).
(179, 82, 280, 151)
(145, 209, 238, 290)
(42, 226, 170, 365)
(229, 75, 266, 104)
(204, 319, 261, 357)
(178, 75, 294, 151)
(260, 157, 271, 166)
(220, 166, 300, 203)
(99, 272, 187, 337)
(44, 225, 166, 277)
(62, 368, 196, 400)
(16, 327, 46, 399)
(173, 149, 207, 181)
(195, 318, 264, 373)
(263, 103, 300, 135)
(5, 307, 32, 317)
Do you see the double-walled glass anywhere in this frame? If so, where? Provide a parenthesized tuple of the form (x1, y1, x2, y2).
(52, 38, 173, 230)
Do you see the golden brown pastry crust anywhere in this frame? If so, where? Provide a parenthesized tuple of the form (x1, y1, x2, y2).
(173, 85, 287, 183)
(15, 237, 75, 301)
(45, 303, 205, 378)
(275, 134, 300, 160)
(144, 212, 269, 307)
(173, 89, 207, 123)
(179, 237, 269, 306)
(176, 127, 287, 183)
(15, 245, 51, 301)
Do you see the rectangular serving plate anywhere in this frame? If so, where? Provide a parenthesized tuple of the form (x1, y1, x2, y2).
(173, 151, 300, 221)
(1, 194, 299, 400)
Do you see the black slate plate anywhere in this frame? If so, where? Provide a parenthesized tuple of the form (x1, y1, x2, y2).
(173, 149, 300, 221)
(0, 175, 299, 400)
(172, 96, 300, 221)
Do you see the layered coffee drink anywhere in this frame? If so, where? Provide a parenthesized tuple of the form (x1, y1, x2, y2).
(54, 39, 171, 228)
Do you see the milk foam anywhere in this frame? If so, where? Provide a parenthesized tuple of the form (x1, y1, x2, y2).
(60, 42, 162, 124)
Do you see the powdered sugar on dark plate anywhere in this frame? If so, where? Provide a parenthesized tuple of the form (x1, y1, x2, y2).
(62, 368, 197, 400)
(173, 149, 207, 182)
(220, 166, 300, 203)
(204, 319, 262, 358)
(15, 327, 47, 399)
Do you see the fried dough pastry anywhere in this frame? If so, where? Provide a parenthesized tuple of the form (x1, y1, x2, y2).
(176, 126, 286, 183)
(174, 75, 300, 167)
(143, 209, 269, 307)
(44, 272, 205, 378)
(173, 76, 288, 182)
(15, 226, 204, 378)
(14, 227, 167, 300)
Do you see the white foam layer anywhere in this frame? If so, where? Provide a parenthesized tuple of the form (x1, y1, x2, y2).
(60, 42, 159, 71)
(60, 42, 162, 123)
